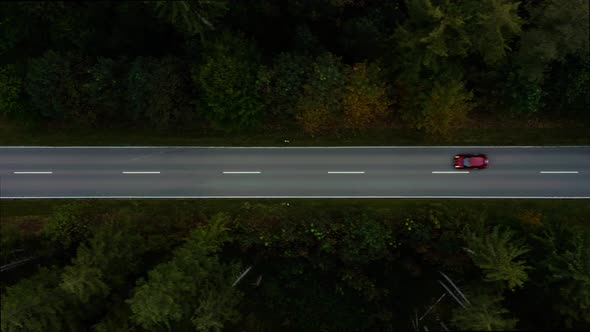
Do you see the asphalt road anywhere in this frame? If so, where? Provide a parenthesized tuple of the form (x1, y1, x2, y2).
(1, 146, 589, 198)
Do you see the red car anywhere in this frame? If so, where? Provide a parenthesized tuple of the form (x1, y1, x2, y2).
(454, 153, 489, 169)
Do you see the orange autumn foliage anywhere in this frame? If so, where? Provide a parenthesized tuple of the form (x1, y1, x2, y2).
(342, 63, 390, 131)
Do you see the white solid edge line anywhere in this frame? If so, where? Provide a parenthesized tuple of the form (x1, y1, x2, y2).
(432, 171, 470, 174)
(0, 145, 588, 149)
(1, 196, 589, 199)
(13, 171, 53, 174)
(122, 171, 160, 174)
(222, 171, 261, 174)
(539, 171, 579, 174)
(327, 171, 365, 174)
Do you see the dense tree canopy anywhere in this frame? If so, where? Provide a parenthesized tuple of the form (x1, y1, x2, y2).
(295, 53, 346, 135)
(0, 65, 23, 118)
(1, 268, 71, 332)
(451, 291, 518, 331)
(342, 63, 390, 131)
(1, 1, 589, 329)
(517, 0, 590, 82)
(464, 225, 531, 291)
(127, 213, 242, 331)
(60, 222, 145, 303)
(2, 200, 589, 331)
(532, 221, 590, 326)
(1, 0, 586, 136)
(256, 52, 313, 122)
(194, 32, 264, 129)
(148, 0, 228, 40)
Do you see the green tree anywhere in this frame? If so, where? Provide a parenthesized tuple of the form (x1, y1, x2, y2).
(392, 0, 523, 79)
(127, 213, 243, 331)
(464, 225, 530, 291)
(451, 291, 518, 331)
(146, 56, 194, 129)
(195, 32, 264, 129)
(339, 13, 388, 62)
(466, 0, 523, 65)
(532, 222, 590, 326)
(517, 0, 590, 82)
(393, 0, 471, 76)
(25, 50, 70, 121)
(0, 2, 67, 61)
(295, 53, 346, 136)
(292, 24, 325, 55)
(0, 64, 23, 118)
(500, 70, 543, 115)
(402, 78, 473, 139)
(542, 56, 590, 118)
(256, 53, 313, 121)
(0, 3, 22, 58)
(339, 213, 392, 263)
(59, 222, 145, 303)
(126, 56, 151, 123)
(25, 50, 91, 124)
(191, 287, 242, 332)
(93, 300, 132, 332)
(0, 224, 23, 266)
(147, 0, 228, 41)
(392, 1, 480, 138)
(60, 265, 108, 303)
(82, 57, 124, 124)
(0, 223, 44, 272)
(42, 203, 94, 251)
(562, 58, 590, 115)
(1, 268, 69, 332)
(126, 56, 194, 128)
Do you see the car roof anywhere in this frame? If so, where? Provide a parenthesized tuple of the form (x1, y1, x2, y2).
(468, 156, 486, 166)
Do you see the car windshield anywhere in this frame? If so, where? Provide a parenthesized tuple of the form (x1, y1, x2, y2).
(463, 158, 471, 167)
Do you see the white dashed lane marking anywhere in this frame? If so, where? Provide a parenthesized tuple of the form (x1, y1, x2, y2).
(539, 171, 579, 174)
(327, 171, 365, 174)
(13, 171, 53, 174)
(122, 171, 161, 174)
(432, 171, 470, 174)
(222, 171, 261, 174)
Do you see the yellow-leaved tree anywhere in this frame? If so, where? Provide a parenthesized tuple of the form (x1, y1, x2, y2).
(342, 63, 390, 132)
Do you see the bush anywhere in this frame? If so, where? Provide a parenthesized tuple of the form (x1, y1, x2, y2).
(195, 31, 264, 129)
(42, 203, 95, 251)
(25, 51, 92, 124)
(295, 53, 346, 136)
(0, 64, 24, 118)
(256, 53, 313, 122)
(342, 62, 390, 131)
(339, 213, 392, 263)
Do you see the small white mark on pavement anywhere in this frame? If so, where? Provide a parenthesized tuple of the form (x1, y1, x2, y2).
(122, 171, 161, 174)
(432, 171, 470, 174)
(222, 171, 261, 174)
(539, 171, 579, 174)
(327, 171, 365, 174)
(13, 171, 53, 174)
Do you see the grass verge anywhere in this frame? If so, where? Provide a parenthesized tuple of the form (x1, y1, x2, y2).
(2, 199, 589, 229)
(1, 118, 588, 146)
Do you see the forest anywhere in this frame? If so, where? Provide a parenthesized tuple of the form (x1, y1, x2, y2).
(1, 0, 588, 143)
(1, 1, 589, 331)
(1, 199, 589, 331)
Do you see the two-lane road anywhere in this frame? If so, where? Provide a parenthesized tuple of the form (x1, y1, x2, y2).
(0, 146, 589, 198)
